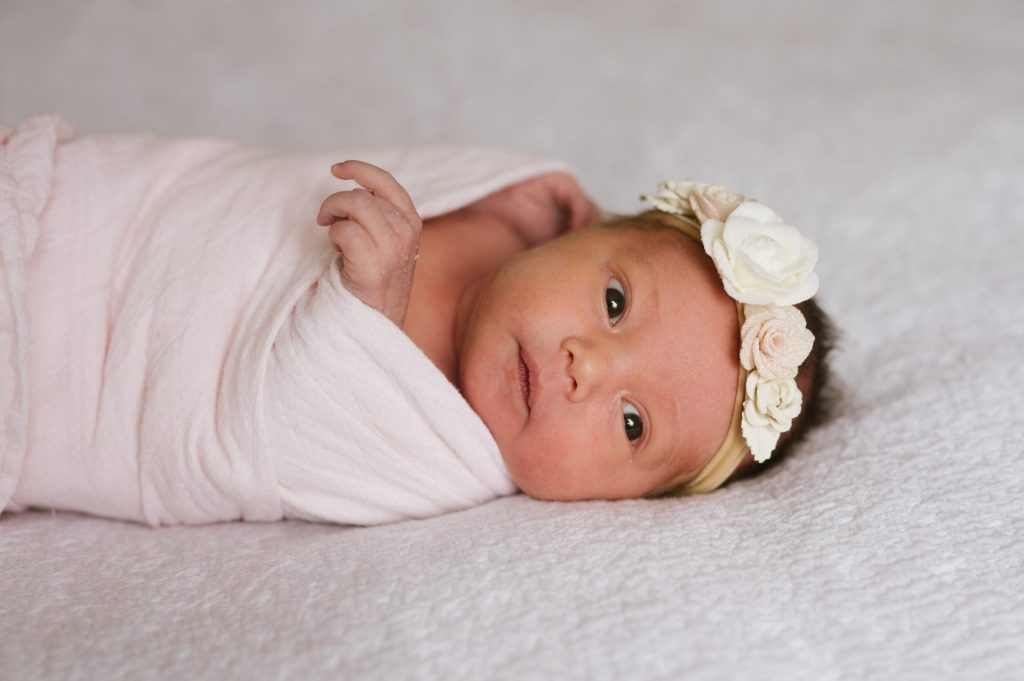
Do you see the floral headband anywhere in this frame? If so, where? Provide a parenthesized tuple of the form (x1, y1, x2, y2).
(638, 181, 819, 494)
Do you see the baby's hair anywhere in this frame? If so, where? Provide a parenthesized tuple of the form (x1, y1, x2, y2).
(594, 211, 842, 489)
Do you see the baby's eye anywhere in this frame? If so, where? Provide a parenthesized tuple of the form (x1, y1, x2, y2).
(623, 400, 644, 443)
(605, 278, 627, 324)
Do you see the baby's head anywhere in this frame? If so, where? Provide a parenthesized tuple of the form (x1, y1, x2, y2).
(455, 181, 838, 501)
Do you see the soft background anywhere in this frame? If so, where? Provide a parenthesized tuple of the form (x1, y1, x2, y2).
(2, 1, 1022, 679)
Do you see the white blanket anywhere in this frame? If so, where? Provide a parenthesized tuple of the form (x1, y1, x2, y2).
(0, 114, 573, 526)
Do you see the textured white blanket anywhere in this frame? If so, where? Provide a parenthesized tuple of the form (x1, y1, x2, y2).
(1, 1, 1022, 679)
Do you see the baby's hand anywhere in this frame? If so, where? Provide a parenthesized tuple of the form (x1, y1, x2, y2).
(464, 171, 601, 246)
(316, 160, 423, 328)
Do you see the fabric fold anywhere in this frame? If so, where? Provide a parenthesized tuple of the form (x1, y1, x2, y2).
(0, 114, 76, 514)
(266, 254, 515, 526)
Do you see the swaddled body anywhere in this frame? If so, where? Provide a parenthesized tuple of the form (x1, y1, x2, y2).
(0, 114, 570, 526)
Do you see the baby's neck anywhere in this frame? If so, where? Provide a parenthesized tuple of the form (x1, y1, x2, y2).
(402, 206, 528, 385)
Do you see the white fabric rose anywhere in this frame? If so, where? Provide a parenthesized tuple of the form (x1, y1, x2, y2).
(641, 180, 702, 217)
(700, 201, 819, 305)
(740, 371, 803, 463)
(739, 305, 814, 380)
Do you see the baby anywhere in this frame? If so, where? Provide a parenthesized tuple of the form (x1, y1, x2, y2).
(315, 161, 838, 501)
(0, 116, 837, 525)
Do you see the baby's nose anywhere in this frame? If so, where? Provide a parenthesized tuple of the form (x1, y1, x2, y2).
(561, 336, 608, 402)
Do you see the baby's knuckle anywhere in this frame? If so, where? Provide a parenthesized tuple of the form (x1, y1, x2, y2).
(398, 213, 421, 233)
(397, 232, 417, 251)
(352, 188, 373, 208)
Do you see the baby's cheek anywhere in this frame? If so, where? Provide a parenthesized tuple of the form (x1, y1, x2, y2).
(500, 421, 596, 500)
(498, 436, 546, 496)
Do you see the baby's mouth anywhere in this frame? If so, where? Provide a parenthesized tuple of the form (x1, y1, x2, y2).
(518, 347, 532, 414)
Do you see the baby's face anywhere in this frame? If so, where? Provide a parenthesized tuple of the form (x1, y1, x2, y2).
(456, 225, 742, 500)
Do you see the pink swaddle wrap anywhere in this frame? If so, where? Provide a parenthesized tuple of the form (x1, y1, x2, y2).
(0, 114, 569, 526)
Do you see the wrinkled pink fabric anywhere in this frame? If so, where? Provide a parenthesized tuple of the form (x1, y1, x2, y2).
(0, 114, 568, 526)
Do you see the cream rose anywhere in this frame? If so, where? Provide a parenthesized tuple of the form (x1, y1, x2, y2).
(739, 305, 814, 380)
(641, 180, 702, 217)
(689, 184, 745, 223)
(740, 371, 803, 463)
(641, 181, 745, 224)
(700, 201, 819, 305)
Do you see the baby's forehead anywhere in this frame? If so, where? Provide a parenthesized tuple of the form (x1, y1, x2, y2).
(605, 224, 713, 283)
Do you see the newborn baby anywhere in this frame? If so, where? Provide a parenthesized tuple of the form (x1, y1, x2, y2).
(0, 116, 836, 526)
(315, 161, 836, 502)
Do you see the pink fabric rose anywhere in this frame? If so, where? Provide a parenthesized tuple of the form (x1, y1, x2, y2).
(739, 305, 814, 380)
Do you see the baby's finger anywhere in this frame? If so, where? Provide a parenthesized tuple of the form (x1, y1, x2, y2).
(331, 161, 419, 220)
(317, 188, 373, 226)
(317, 189, 395, 243)
(329, 219, 374, 256)
(316, 190, 356, 225)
